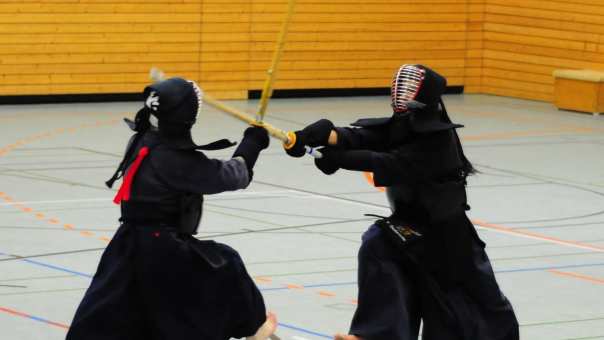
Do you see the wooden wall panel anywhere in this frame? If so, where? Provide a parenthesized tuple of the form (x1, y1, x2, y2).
(5, 0, 604, 103)
(464, 0, 485, 93)
(199, 1, 251, 99)
(0, 1, 203, 96)
(0, 0, 471, 98)
(481, 0, 604, 102)
(247, 0, 470, 92)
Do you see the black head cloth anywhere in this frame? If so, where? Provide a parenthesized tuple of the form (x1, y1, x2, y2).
(391, 64, 446, 111)
(391, 64, 475, 174)
(134, 77, 236, 151)
(106, 77, 236, 188)
(389, 64, 460, 133)
(351, 65, 475, 175)
(352, 64, 460, 132)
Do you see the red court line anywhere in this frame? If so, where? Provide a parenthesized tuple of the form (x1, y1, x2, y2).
(318, 291, 336, 297)
(254, 276, 272, 283)
(287, 283, 304, 290)
(362, 168, 604, 254)
(548, 269, 604, 285)
(0, 306, 69, 330)
(461, 127, 595, 141)
(472, 219, 604, 253)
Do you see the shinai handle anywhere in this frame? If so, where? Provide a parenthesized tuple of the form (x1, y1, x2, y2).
(202, 91, 323, 158)
(149, 67, 322, 158)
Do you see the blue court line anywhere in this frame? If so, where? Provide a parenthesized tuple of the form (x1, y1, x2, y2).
(2, 307, 332, 340)
(278, 322, 332, 339)
(6, 249, 603, 289)
(21, 259, 92, 278)
(4, 251, 604, 339)
(0, 251, 92, 278)
(261, 262, 604, 292)
(497, 261, 604, 274)
(0, 305, 69, 330)
(304, 282, 357, 289)
(261, 281, 357, 292)
(2, 304, 333, 339)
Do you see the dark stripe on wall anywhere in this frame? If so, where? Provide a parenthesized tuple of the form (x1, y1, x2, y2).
(0, 93, 141, 105)
(0, 86, 464, 105)
(248, 86, 464, 99)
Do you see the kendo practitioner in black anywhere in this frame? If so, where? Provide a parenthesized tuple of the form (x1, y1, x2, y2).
(67, 77, 277, 340)
(284, 65, 519, 340)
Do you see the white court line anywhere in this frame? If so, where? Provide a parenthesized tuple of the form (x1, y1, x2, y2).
(314, 195, 391, 212)
(217, 190, 303, 197)
(0, 190, 314, 206)
(3, 185, 601, 253)
(283, 187, 604, 253)
(0, 198, 111, 206)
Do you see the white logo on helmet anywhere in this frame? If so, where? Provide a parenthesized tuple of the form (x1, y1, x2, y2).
(145, 91, 160, 112)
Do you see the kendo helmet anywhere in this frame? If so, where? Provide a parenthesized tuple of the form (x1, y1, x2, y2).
(130, 77, 213, 150)
(143, 77, 203, 128)
(391, 64, 447, 113)
(389, 64, 462, 133)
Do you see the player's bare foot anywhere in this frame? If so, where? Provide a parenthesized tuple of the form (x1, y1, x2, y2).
(334, 334, 363, 340)
(247, 312, 278, 340)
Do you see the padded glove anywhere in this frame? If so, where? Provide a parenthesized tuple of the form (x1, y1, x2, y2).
(284, 119, 334, 158)
(233, 126, 270, 171)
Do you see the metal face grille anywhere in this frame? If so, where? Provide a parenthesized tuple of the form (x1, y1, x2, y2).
(391, 65, 425, 112)
(188, 80, 204, 120)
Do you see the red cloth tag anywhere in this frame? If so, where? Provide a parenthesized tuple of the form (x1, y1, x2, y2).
(113, 147, 150, 204)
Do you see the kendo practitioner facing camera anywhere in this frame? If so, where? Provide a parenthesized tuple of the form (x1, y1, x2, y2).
(67, 78, 277, 340)
(285, 65, 519, 340)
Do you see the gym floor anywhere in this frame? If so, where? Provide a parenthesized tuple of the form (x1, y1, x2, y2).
(1, 94, 603, 340)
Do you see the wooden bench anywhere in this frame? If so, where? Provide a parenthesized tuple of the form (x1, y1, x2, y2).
(553, 69, 604, 116)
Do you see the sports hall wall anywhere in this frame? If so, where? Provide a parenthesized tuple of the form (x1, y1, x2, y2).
(475, 1, 604, 102)
(0, 1, 603, 102)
